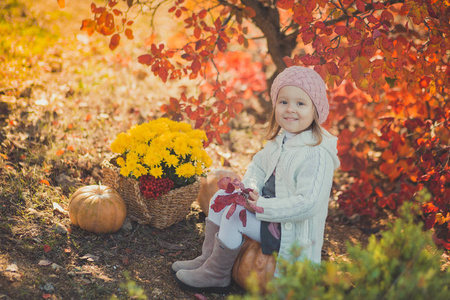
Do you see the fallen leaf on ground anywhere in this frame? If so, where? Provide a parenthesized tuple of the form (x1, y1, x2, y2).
(38, 260, 52, 266)
(52, 202, 68, 214)
(6, 263, 18, 272)
(194, 293, 208, 300)
(79, 254, 99, 261)
(43, 244, 52, 253)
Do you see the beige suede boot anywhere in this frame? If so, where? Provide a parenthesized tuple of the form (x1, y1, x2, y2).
(175, 233, 243, 294)
(171, 218, 219, 273)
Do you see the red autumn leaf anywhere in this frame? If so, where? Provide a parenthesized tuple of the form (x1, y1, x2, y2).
(217, 38, 227, 52)
(372, 66, 383, 80)
(334, 26, 347, 35)
(191, 58, 201, 74)
(425, 215, 436, 229)
(422, 202, 439, 214)
(305, 0, 317, 14)
(195, 117, 205, 128)
(419, 76, 431, 88)
(355, 0, 365, 12)
(276, 0, 294, 10)
(194, 26, 201, 39)
(375, 186, 384, 197)
(158, 66, 169, 82)
(380, 10, 394, 22)
(367, 14, 379, 24)
(125, 28, 134, 40)
(211, 195, 233, 212)
(198, 9, 207, 19)
(232, 179, 245, 190)
(239, 210, 247, 227)
(97, 11, 107, 25)
(348, 28, 361, 41)
(226, 203, 237, 219)
(108, 0, 118, 8)
(105, 13, 114, 28)
(215, 101, 226, 113)
(302, 30, 315, 44)
(231, 101, 243, 114)
(217, 177, 232, 189)
(80, 19, 95, 36)
(109, 33, 120, 50)
(327, 62, 338, 75)
(138, 54, 153, 65)
(43, 244, 52, 253)
(210, 113, 220, 127)
(381, 37, 394, 51)
(225, 182, 235, 193)
(340, 154, 354, 172)
(40, 179, 50, 186)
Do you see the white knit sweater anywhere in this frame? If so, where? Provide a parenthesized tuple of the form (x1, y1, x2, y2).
(241, 128, 340, 269)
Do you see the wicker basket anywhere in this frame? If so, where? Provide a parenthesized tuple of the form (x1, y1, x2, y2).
(101, 154, 201, 229)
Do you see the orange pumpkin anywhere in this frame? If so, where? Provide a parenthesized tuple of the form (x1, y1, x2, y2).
(68, 185, 127, 234)
(196, 169, 241, 216)
(232, 236, 276, 293)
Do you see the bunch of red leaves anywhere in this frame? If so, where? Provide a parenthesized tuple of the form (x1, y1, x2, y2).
(210, 177, 264, 227)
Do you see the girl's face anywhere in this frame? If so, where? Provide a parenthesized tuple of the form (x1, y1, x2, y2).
(275, 85, 316, 134)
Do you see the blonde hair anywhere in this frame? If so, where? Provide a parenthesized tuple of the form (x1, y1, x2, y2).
(266, 108, 323, 146)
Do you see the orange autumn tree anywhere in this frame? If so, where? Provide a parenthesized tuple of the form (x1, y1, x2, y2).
(72, 0, 450, 248)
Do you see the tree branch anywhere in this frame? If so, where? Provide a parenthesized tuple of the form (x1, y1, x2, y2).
(324, 0, 405, 26)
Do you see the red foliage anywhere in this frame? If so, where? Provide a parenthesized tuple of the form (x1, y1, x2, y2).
(79, 0, 450, 248)
(211, 177, 263, 227)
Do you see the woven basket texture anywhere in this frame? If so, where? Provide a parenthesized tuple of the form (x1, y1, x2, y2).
(101, 155, 200, 229)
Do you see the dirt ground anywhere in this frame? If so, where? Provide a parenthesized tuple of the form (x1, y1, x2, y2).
(0, 183, 375, 300)
(0, 0, 436, 299)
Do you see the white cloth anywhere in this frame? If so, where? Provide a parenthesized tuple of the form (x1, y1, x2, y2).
(241, 128, 340, 267)
(208, 190, 261, 249)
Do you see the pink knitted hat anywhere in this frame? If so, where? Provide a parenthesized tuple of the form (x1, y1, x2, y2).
(270, 66, 329, 124)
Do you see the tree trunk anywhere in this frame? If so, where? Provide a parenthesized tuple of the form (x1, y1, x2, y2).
(241, 0, 298, 113)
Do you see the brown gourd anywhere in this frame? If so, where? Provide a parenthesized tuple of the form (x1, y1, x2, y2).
(196, 169, 276, 292)
(232, 236, 276, 293)
(68, 185, 127, 234)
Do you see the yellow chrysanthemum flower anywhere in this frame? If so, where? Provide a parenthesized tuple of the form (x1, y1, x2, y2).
(150, 166, 163, 178)
(135, 143, 148, 156)
(116, 157, 125, 167)
(195, 165, 203, 176)
(143, 149, 162, 167)
(111, 132, 131, 154)
(164, 154, 179, 167)
(110, 118, 211, 181)
(176, 163, 196, 178)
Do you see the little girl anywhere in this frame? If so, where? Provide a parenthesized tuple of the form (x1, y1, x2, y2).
(172, 66, 340, 293)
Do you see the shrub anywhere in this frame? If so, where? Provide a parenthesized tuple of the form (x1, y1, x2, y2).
(232, 204, 450, 300)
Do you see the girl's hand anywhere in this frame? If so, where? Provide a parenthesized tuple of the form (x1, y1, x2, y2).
(245, 190, 260, 214)
(249, 190, 260, 201)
